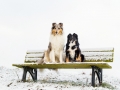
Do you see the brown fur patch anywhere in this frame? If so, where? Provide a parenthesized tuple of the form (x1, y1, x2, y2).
(65, 57, 69, 62)
(76, 54, 81, 62)
(55, 57, 60, 63)
(44, 50, 50, 63)
(57, 29, 63, 35)
(39, 42, 52, 63)
(51, 29, 57, 36)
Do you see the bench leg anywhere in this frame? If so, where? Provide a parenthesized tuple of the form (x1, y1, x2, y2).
(22, 67, 28, 82)
(91, 66, 102, 87)
(22, 66, 37, 82)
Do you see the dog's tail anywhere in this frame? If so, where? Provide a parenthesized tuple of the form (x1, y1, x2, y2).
(81, 54, 85, 62)
(36, 53, 59, 73)
(36, 58, 44, 72)
(36, 52, 46, 72)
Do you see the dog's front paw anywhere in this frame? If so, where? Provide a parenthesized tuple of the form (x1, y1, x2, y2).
(76, 55, 81, 62)
(76, 58, 81, 62)
(65, 57, 69, 63)
(52, 62, 57, 64)
(59, 61, 65, 64)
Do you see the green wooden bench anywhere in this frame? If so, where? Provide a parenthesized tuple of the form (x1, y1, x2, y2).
(12, 47, 114, 87)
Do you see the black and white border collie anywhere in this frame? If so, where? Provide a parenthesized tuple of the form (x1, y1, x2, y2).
(65, 33, 85, 62)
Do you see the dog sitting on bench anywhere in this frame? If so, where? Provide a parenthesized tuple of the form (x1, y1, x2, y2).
(65, 33, 85, 62)
(37, 23, 65, 65)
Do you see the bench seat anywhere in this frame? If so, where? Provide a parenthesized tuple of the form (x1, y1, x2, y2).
(12, 62, 112, 69)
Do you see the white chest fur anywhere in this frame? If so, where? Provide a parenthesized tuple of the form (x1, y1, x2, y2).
(70, 50, 75, 59)
(68, 41, 77, 59)
(49, 34, 65, 57)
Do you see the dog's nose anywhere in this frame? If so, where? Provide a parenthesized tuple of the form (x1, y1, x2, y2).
(56, 31, 57, 34)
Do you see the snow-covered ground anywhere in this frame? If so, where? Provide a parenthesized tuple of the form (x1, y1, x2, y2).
(0, 66, 120, 90)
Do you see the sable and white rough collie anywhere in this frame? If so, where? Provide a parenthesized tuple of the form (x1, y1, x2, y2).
(49, 23, 65, 63)
(39, 23, 65, 64)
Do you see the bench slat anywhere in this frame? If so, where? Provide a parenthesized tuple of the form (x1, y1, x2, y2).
(25, 52, 113, 58)
(25, 57, 113, 61)
(81, 47, 114, 52)
(26, 50, 45, 54)
(25, 58, 42, 61)
(26, 47, 114, 54)
(24, 56, 113, 63)
(26, 52, 113, 58)
(12, 62, 112, 69)
(83, 52, 113, 57)
(25, 53, 44, 58)
(85, 57, 113, 61)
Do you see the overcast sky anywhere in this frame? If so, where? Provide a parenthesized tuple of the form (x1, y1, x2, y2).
(0, 0, 120, 73)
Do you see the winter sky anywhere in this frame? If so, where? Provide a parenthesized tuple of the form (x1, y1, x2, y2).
(0, 0, 120, 73)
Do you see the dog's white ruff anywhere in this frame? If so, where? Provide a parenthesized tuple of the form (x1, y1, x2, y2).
(49, 34, 65, 63)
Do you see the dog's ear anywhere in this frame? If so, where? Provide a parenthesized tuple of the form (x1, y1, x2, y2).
(52, 23, 56, 27)
(59, 23, 63, 28)
(67, 33, 72, 39)
(52, 23, 56, 29)
(73, 33, 80, 46)
(73, 33, 78, 40)
(67, 33, 72, 42)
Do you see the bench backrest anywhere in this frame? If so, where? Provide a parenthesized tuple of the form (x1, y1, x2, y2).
(24, 47, 114, 63)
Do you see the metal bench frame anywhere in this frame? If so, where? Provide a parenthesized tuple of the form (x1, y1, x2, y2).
(21, 65, 102, 87)
(12, 47, 114, 87)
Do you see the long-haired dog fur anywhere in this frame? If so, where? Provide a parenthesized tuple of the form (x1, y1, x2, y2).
(65, 33, 85, 62)
(38, 23, 65, 64)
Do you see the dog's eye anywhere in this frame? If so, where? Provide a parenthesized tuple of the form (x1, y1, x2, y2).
(72, 46, 77, 49)
(72, 46, 75, 49)
(52, 27, 56, 29)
